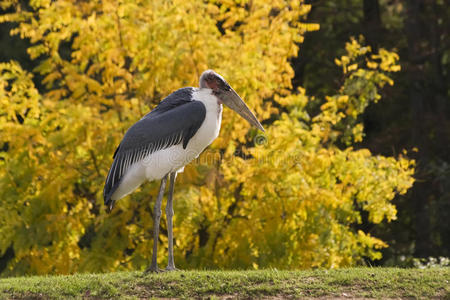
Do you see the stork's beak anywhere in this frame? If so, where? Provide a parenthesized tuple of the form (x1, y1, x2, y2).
(220, 88, 265, 132)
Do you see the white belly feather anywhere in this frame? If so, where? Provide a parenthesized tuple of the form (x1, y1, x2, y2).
(111, 88, 222, 201)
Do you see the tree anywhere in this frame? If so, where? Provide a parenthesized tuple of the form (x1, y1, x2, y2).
(0, 0, 413, 275)
(295, 0, 450, 265)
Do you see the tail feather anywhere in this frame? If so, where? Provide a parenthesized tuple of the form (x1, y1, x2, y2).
(104, 194, 116, 213)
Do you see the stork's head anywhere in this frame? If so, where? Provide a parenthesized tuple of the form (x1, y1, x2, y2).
(200, 70, 265, 132)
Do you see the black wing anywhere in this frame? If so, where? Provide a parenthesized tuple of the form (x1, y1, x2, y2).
(103, 89, 206, 207)
(144, 87, 194, 116)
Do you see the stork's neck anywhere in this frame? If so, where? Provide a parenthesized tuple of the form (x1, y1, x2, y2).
(190, 88, 223, 148)
(194, 88, 223, 118)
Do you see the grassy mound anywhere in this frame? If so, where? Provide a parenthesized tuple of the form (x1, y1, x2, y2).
(1, 267, 448, 299)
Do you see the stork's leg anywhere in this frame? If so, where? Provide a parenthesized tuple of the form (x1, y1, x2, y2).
(165, 172, 178, 271)
(145, 174, 168, 273)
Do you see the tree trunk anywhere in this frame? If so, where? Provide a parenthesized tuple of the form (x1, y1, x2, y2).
(363, 0, 382, 51)
(404, 0, 431, 258)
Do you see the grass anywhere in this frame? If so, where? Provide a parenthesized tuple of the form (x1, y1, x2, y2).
(0, 267, 448, 299)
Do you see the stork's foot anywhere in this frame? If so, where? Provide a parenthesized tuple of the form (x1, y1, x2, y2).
(164, 266, 179, 272)
(144, 265, 164, 273)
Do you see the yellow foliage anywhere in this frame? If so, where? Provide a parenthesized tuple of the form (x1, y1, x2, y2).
(0, 0, 414, 275)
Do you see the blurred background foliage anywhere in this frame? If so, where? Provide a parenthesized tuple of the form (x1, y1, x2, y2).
(294, 0, 449, 268)
(0, 0, 444, 276)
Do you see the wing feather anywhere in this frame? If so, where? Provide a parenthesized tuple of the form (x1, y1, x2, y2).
(103, 98, 206, 208)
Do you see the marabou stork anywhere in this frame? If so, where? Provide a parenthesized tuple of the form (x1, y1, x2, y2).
(103, 70, 264, 272)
